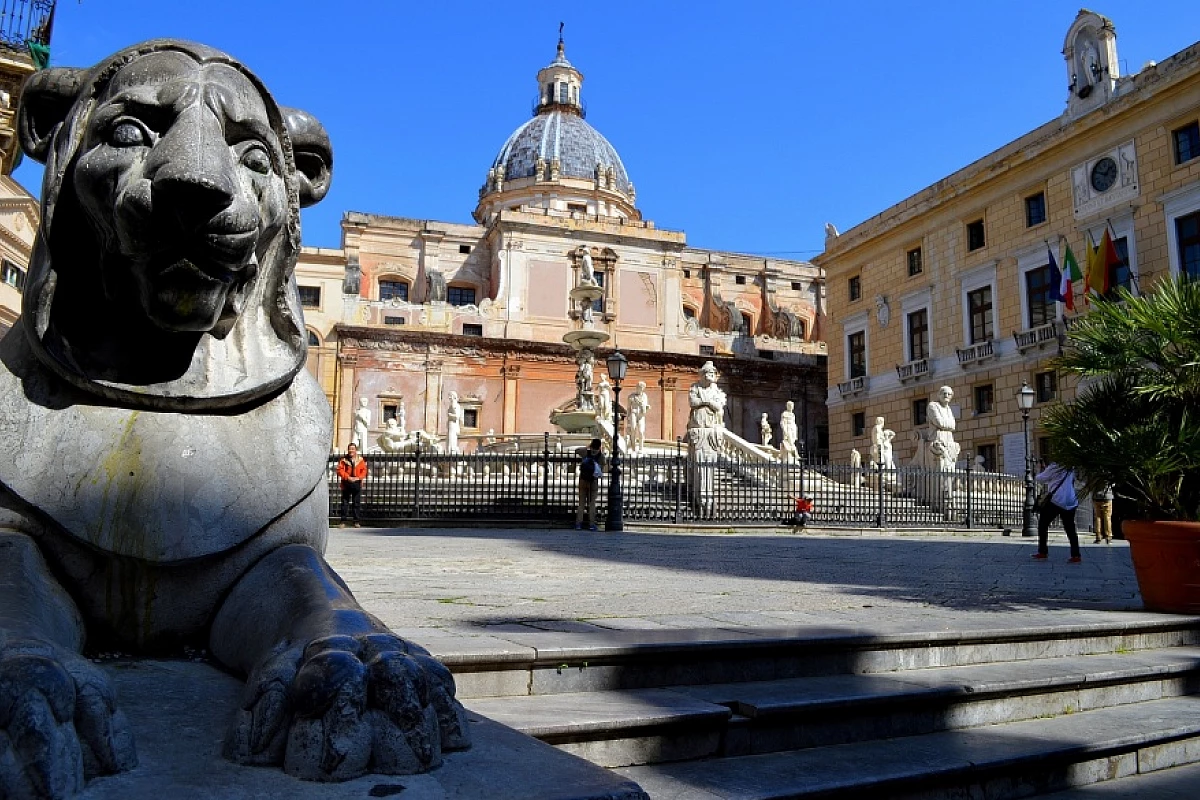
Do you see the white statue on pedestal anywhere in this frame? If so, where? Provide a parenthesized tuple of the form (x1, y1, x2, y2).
(928, 385, 960, 471)
(396, 400, 407, 435)
(869, 415, 896, 470)
(378, 418, 406, 453)
(759, 413, 772, 447)
(446, 391, 462, 454)
(578, 246, 598, 286)
(850, 447, 863, 487)
(779, 401, 799, 461)
(352, 397, 371, 450)
(576, 349, 595, 412)
(687, 361, 727, 517)
(627, 380, 649, 454)
(597, 374, 613, 423)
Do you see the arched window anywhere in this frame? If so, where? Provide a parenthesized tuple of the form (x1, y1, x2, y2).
(307, 330, 320, 347)
(379, 279, 409, 302)
(683, 306, 697, 320)
(558, 82, 569, 103)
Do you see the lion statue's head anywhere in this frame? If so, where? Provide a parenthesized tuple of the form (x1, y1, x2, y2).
(17, 40, 333, 408)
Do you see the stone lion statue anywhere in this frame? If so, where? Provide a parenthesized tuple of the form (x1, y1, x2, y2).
(0, 40, 468, 799)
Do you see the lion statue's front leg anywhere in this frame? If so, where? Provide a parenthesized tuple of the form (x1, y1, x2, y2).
(211, 545, 470, 780)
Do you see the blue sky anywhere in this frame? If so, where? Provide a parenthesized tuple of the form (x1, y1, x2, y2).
(14, 1, 1199, 258)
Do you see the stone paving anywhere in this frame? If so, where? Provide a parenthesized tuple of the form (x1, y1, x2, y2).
(324, 525, 1145, 654)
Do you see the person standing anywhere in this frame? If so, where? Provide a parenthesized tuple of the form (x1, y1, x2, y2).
(337, 443, 368, 527)
(575, 438, 606, 531)
(1093, 483, 1114, 544)
(1033, 461, 1081, 562)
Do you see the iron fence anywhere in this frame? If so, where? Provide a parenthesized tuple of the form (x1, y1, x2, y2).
(327, 444, 1030, 530)
(0, 0, 53, 51)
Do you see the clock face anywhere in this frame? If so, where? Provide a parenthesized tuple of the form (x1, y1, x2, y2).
(1091, 157, 1118, 193)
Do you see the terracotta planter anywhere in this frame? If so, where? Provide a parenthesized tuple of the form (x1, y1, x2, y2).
(1122, 520, 1200, 614)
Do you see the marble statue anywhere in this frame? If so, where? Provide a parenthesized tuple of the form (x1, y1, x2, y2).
(597, 374, 613, 422)
(686, 361, 727, 516)
(396, 399, 407, 434)
(576, 349, 596, 412)
(850, 448, 863, 487)
(928, 385, 961, 471)
(627, 380, 650, 454)
(759, 413, 773, 447)
(874, 295, 890, 328)
(779, 401, 799, 461)
(0, 41, 468, 798)
(352, 396, 372, 450)
(378, 417, 407, 453)
(869, 416, 896, 470)
(446, 391, 462, 454)
(577, 246, 598, 286)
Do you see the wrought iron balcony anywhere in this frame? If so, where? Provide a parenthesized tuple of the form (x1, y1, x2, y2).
(1013, 321, 1059, 352)
(0, 0, 54, 53)
(896, 358, 931, 383)
(956, 339, 995, 367)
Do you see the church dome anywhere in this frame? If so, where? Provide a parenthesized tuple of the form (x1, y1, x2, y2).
(474, 35, 638, 222)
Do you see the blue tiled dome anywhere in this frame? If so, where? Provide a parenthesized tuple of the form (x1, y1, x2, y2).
(489, 110, 633, 196)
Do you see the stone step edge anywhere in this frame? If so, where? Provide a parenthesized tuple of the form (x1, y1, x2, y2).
(616, 695, 1200, 799)
(441, 616, 1200, 672)
(464, 648, 1200, 740)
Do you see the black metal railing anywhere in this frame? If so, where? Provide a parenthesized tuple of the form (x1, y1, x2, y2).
(0, 0, 54, 52)
(327, 446, 1029, 530)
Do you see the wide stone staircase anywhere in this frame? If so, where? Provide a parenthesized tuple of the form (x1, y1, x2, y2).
(451, 616, 1200, 798)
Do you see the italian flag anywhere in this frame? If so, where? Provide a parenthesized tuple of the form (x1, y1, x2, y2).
(1061, 244, 1082, 312)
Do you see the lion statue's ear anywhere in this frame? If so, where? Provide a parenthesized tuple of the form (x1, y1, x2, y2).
(18, 67, 86, 164)
(282, 107, 333, 208)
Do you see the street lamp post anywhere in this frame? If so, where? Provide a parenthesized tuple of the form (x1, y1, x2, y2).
(605, 350, 628, 532)
(1018, 382, 1037, 538)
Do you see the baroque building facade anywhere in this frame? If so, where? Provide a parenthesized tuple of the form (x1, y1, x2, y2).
(297, 38, 827, 453)
(816, 10, 1200, 474)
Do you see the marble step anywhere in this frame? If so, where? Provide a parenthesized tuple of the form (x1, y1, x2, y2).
(447, 616, 1200, 700)
(616, 694, 1200, 799)
(465, 646, 1200, 768)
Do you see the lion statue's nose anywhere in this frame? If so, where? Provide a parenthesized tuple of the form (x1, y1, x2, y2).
(152, 168, 237, 228)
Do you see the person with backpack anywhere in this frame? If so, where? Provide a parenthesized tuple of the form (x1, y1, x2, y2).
(1032, 461, 1081, 562)
(575, 438, 606, 530)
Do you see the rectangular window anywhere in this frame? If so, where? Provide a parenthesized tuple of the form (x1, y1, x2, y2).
(1, 260, 26, 292)
(1105, 236, 1132, 298)
(906, 309, 929, 361)
(907, 247, 923, 277)
(852, 412, 866, 437)
(683, 306, 697, 320)
(462, 323, 483, 337)
(1025, 265, 1055, 327)
(1038, 436, 1053, 463)
(379, 280, 409, 302)
(699, 345, 716, 356)
(683, 269, 692, 279)
(847, 331, 866, 379)
(735, 275, 746, 285)
(382, 402, 399, 423)
(1035, 370, 1057, 403)
(967, 219, 986, 251)
(976, 443, 997, 472)
(458, 244, 472, 254)
(974, 383, 994, 415)
(967, 286, 993, 344)
(567, 203, 587, 215)
(592, 271, 605, 312)
(383, 315, 406, 325)
(912, 399, 928, 426)
(848, 275, 861, 302)
(558, 82, 569, 103)
(447, 286, 477, 306)
(1174, 121, 1200, 165)
(297, 285, 321, 308)
(791, 280, 804, 290)
(1177, 211, 1200, 280)
(463, 409, 479, 428)
(1025, 192, 1047, 227)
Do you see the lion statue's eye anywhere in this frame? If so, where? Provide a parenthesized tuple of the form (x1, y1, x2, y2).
(110, 120, 149, 147)
(240, 144, 272, 175)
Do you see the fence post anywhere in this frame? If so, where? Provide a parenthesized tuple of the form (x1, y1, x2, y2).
(965, 453, 974, 529)
(414, 439, 422, 519)
(542, 431, 550, 516)
(876, 460, 885, 528)
(673, 437, 683, 525)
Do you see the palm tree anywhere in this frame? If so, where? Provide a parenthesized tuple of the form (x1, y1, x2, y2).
(1041, 276, 1200, 521)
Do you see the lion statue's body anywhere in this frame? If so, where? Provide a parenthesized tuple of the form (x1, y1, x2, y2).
(0, 41, 467, 800)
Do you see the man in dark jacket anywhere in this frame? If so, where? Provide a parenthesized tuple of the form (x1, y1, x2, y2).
(575, 438, 606, 530)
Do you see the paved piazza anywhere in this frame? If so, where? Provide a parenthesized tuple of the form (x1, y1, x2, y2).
(326, 526, 1143, 646)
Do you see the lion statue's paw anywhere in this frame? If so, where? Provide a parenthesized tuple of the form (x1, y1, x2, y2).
(0, 637, 137, 799)
(226, 632, 470, 781)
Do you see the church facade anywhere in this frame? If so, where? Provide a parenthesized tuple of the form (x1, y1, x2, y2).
(297, 38, 827, 454)
(817, 11, 1200, 474)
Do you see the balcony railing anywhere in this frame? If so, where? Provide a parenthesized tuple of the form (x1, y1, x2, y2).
(0, 0, 54, 52)
(895, 358, 931, 383)
(1013, 321, 1059, 352)
(836, 375, 869, 398)
(955, 339, 995, 367)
